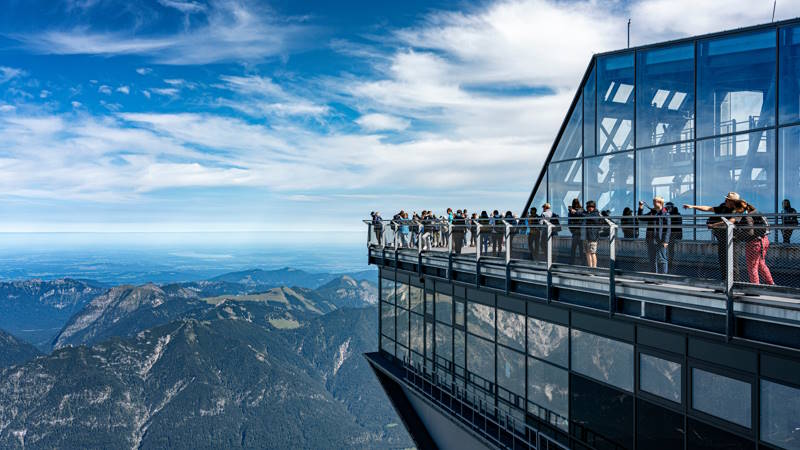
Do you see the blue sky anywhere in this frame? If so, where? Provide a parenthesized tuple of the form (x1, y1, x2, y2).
(0, 0, 796, 232)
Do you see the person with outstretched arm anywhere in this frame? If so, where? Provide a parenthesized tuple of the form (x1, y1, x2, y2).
(684, 192, 739, 281)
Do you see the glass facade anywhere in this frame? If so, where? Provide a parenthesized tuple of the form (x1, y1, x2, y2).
(760, 379, 800, 449)
(530, 25, 800, 216)
(640, 353, 682, 403)
(691, 368, 752, 428)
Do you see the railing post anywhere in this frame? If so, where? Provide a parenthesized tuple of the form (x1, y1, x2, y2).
(417, 221, 423, 276)
(503, 220, 511, 294)
(606, 218, 618, 317)
(544, 220, 554, 303)
(475, 220, 481, 288)
(392, 221, 399, 249)
(447, 223, 454, 281)
(723, 218, 735, 341)
(367, 221, 372, 248)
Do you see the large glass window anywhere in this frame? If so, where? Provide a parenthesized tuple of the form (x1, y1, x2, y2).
(410, 313, 424, 354)
(527, 317, 568, 368)
(381, 302, 395, 340)
(637, 43, 695, 147)
(698, 30, 776, 137)
(467, 333, 495, 383)
(697, 129, 775, 213)
(497, 346, 525, 398)
(467, 302, 495, 341)
(528, 357, 569, 430)
(435, 292, 452, 325)
(637, 141, 694, 207)
(780, 125, 800, 222)
(381, 277, 394, 304)
(396, 282, 409, 309)
(454, 300, 465, 327)
(760, 379, 800, 449)
(435, 322, 452, 362)
(409, 286, 423, 314)
(552, 94, 583, 161)
(571, 329, 634, 392)
(548, 159, 582, 219)
(640, 353, 682, 403)
(780, 25, 800, 125)
(531, 176, 547, 217)
(424, 290, 433, 317)
(584, 63, 596, 156)
(584, 151, 634, 216)
(397, 308, 409, 348)
(425, 321, 433, 362)
(692, 368, 752, 428)
(597, 52, 635, 153)
(497, 309, 524, 352)
(454, 329, 465, 369)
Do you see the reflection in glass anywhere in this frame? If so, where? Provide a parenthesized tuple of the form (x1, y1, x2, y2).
(584, 63, 596, 156)
(527, 317, 568, 368)
(435, 293, 452, 325)
(636, 43, 695, 147)
(467, 333, 495, 383)
(639, 353, 681, 403)
(637, 399, 685, 450)
(497, 346, 525, 398)
(571, 329, 634, 392)
(548, 159, 582, 220)
(780, 25, 800, 124)
(552, 94, 583, 161)
(697, 130, 775, 213)
(780, 125, 800, 223)
(571, 373, 634, 450)
(381, 302, 395, 340)
(425, 290, 433, 317)
(381, 337, 395, 356)
(396, 344, 408, 364)
(381, 278, 394, 304)
(692, 368, 751, 428)
(454, 300, 465, 327)
(409, 285, 423, 314)
(425, 321, 433, 362)
(637, 142, 694, 207)
(454, 329, 465, 369)
(497, 309, 525, 351)
(584, 152, 634, 216)
(531, 170, 547, 217)
(528, 357, 569, 430)
(698, 30, 776, 137)
(467, 302, 495, 341)
(435, 322, 452, 362)
(597, 52, 635, 153)
(410, 313, 424, 354)
(396, 307, 409, 348)
(760, 378, 800, 449)
(396, 282, 409, 309)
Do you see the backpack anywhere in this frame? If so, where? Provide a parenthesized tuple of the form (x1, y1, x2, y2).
(752, 212, 770, 238)
(550, 214, 563, 233)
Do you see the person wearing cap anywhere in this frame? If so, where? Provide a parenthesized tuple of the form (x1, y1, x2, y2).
(539, 202, 559, 257)
(684, 192, 739, 281)
(581, 200, 602, 268)
(639, 196, 671, 274)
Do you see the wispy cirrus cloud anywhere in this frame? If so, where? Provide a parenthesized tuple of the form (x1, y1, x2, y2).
(0, 66, 25, 84)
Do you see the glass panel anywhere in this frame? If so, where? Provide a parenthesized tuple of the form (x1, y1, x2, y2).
(636, 43, 695, 147)
(380, 302, 395, 340)
(454, 329, 465, 369)
(688, 418, 755, 450)
(640, 353, 682, 403)
(584, 63, 596, 156)
(497, 309, 525, 351)
(396, 282, 409, 309)
(467, 333, 495, 383)
(760, 379, 800, 449)
(435, 322, 452, 362)
(396, 307, 409, 349)
(381, 277, 394, 304)
(454, 300, 465, 327)
(425, 290, 433, 317)
(698, 30, 777, 137)
(528, 357, 569, 430)
(584, 151, 634, 216)
(637, 141, 694, 207)
(435, 292, 452, 325)
(531, 173, 547, 218)
(381, 337, 395, 356)
(597, 52, 634, 153)
(497, 346, 525, 397)
(409, 285, 423, 314)
(396, 344, 408, 364)
(692, 368, 752, 428)
(552, 94, 583, 161)
(549, 159, 583, 220)
(425, 321, 433, 362)
(571, 373, 634, 450)
(780, 125, 800, 229)
(780, 25, 800, 124)
(410, 313, 424, 354)
(467, 302, 495, 341)
(637, 399, 685, 450)
(697, 129, 775, 214)
(527, 317, 568, 368)
(571, 329, 634, 392)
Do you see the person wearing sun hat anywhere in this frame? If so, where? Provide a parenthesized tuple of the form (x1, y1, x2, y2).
(684, 192, 740, 281)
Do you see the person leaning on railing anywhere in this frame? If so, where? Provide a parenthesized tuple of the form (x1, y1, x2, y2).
(371, 211, 383, 245)
(621, 207, 638, 239)
(452, 210, 466, 255)
(665, 202, 682, 272)
(638, 197, 671, 274)
(581, 201, 602, 268)
(781, 199, 797, 244)
(733, 199, 774, 285)
(568, 199, 584, 265)
(684, 192, 739, 281)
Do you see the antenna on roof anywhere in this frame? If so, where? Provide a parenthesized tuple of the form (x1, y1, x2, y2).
(772, 0, 777, 21)
(627, 18, 631, 48)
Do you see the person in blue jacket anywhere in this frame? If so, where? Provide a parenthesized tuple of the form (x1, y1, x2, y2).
(638, 196, 671, 274)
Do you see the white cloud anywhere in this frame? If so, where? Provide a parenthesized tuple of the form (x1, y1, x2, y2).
(216, 74, 329, 117)
(150, 87, 179, 97)
(0, 104, 15, 113)
(71, 101, 82, 108)
(136, 67, 152, 75)
(0, 66, 25, 84)
(116, 85, 130, 94)
(142, 90, 151, 99)
(39, 90, 51, 99)
(98, 84, 112, 95)
(157, 0, 206, 14)
(356, 113, 410, 131)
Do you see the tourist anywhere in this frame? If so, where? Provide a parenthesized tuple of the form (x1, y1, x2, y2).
(735, 200, 774, 285)
(582, 201, 601, 268)
(781, 199, 797, 244)
(399, 212, 410, 248)
(371, 211, 383, 245)
(638, 197, 671, 274)
(469, 213, 479, 247)
(452, 210, 466, 255)
(527, 207, 539, 260)
(568, 199, 584, 264)
(621, 207, 638, 239)
(539, 203, 554, 257)
(491, 210, 503, 255)
(684, 192, 739, 281)
(665, 202, 682, 273)
(479, 211, 490, 254)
